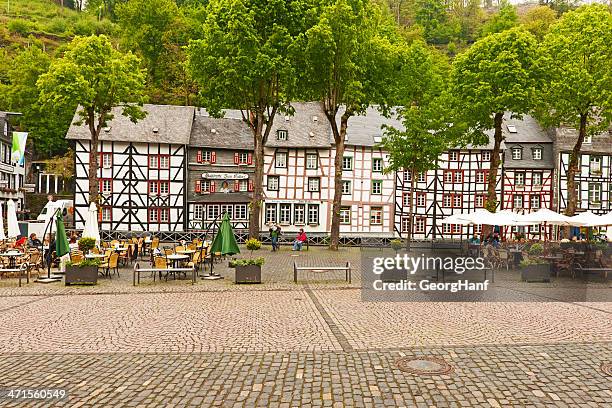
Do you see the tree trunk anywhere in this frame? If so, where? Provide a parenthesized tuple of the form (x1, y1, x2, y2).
(248, 112, 265, 239)
(329, 110, 352, 251)
(406, 167, 415, 250)
(87, 110, 103, 205)
(483, 112, 504, 236)
(565, 113, 587, 217)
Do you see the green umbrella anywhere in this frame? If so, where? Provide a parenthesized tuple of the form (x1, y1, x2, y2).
(210, 213, 240, 256)
(55, 212, 70, 258)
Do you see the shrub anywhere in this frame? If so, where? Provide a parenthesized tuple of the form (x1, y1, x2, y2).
(390, 239, 404, 251)
(245, 238, 262, 252)
(78, 237, 96, 253)
(45, 17, 67, 35)
(229, 257, 265, 267)
(528, 243, 544, 256)
(8, 19, 35, 36)
(66, 259, 100, 268)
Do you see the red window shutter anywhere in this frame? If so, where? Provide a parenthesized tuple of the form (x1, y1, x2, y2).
(197, 150, 202, 163)
(211, 151, 217, 164)
(98, 209, 102, 222)
(109, 154, 112, 167)
(248, 180, 253, 192)
(234, 153, 239, 165)
(99, 180, 102, 193)
(247, 153, 253, 165)
(195, 180, 201, 193)
(234, 180, 240, 191)
(210, 181, 216, 193)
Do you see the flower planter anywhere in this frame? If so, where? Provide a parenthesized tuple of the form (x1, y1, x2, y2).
(235, 265, 261, 284)
(520, 264, 551, 283)
(65, 265, 98, 286)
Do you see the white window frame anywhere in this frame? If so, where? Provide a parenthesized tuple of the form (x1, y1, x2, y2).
(265, 203, 277, 224)
(308, 177, 320, 192)
(372, 180, 382, 195)
(370, 207, 383, 225)
(515, 172, 525, 186)
(588, 183, 602, 204)
(306, 153, 318, 169)
(339, 207, 351, 224)
(307, 204, 319, 225)
(530, 194, 541, 209)
(342, 156, 353, 171)
(279, 203, 291, 225)
(532, 148, 542, 160)
(275, 152, 287, 168)
(207, 204, 219, 220)
(235, 205, 247, 220)
(159, 155, 170, 169)
(194, 204, 203, 221)
(372, 158, 383, 172)
(482, 151, 491, 161)
(532, 172, 543, 186)
(342, 180, 351, 195)
(415, 217, 425, 233)
(513, 195, 524, 208)
(277, 129, 288, 141)
(102, 153, 112, 169)
(512, 148, 522, 160)
(294, 204, 305, 225)
(267, 176, 279, 191)
(101, 207, 111, 222)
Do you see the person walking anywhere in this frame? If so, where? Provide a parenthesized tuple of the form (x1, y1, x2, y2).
(269, 223, 280, 251)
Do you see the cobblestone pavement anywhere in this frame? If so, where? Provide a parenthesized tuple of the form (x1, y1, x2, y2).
(0, 247, 610, 406)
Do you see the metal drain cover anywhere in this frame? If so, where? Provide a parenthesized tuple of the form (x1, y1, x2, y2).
(396, 356, 453, 375)
(601, 362, 612, 376)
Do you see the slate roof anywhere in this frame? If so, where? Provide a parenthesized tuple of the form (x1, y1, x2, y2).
(190, 111, 253, 149)
(502, 114, 551, 143)
(342, 107, 403, 147)
(65, 104, 195, 145)
(266, 102, 332, 148)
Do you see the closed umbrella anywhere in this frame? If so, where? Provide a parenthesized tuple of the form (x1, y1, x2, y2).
(55, 212, 70, 259)
(0, 202, 5, 240)
(210, 213, 240, 256)
(83, 202, 101, 244)
(6, 199, 20, 239)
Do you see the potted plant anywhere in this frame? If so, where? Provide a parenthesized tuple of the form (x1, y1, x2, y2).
(78, 237, 96, 253)
(65, 259, 100, 285)
(520, 243, 550, 282)
(233, 238, 263, 283)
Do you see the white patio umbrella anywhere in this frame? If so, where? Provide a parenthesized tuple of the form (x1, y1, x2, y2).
(441, 212, 476, 225)
(601, 212, 612, 226)
(6, 199, 20, 239)
(456, 209, 495, 225)
(569, 211, 607, 227)
(521, 208, 582, 226)
(0, 202, 6, 240)
(82, 202, 101, 244)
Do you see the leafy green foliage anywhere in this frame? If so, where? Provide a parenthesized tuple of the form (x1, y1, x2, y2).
(479, 0, 518, 38)
(66, 258, 101, 267)
(534, 5, 612, 216)
(520, 5, 557, 40)
(78, 237, 97, 253)
(449, 27, 540, 212)
(38, 35, 147, 202)
(229, 257, 265, 267)
(245, 238, 262, 252)
(528, 243, 544, 256)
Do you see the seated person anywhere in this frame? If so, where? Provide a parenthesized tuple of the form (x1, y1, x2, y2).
(468, 235, 480, 244)
(292, 229, 307, 251)
(14, 236, 27, 249)
(28, 233, 42, 249)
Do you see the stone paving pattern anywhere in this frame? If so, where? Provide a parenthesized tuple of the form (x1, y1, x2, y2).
(0, 247, 609, 406)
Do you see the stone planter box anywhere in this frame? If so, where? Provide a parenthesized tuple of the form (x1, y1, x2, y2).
(520, 264, 551, 283)
(65, 265, 98, 286)
(235, 265, 261, 284)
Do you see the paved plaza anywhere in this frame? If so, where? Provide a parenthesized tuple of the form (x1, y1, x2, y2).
(0, 247, 610, 406)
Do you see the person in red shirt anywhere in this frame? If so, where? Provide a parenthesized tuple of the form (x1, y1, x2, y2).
(292, 228, 307, 251)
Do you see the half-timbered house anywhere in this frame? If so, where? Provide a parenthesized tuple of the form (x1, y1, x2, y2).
(187, 109, 254, 231)
(262, 102, 334, 234)
(67, 104, 195, 232)
(554, 126, 612, 218)
(501, 115, 554, 239)
(336, 108, 397, 237)
(394, 132, 503, 240)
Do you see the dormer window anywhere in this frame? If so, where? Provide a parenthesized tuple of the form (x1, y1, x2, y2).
(507, 124, 517, 133)
(512, 147, 522, 160)
(277, 129, 288, 141)
(532, 148, 542, 160)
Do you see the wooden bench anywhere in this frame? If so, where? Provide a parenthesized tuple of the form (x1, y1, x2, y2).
(0, 264, 29, 287)
(133, 262, 196, 286)
(293, 262, 351, 284)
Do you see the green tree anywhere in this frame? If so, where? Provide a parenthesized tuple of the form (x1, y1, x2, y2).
(415, 0, 460, 44)
(480, 0, 518, 37)
(116, 0, 179, 83)
(38, 35, 147, 204)
(86, 0, 128, 21)
(521, 5, 557, 40)
(187, 0, 310, 238)
(449, 28, 540, 216)
(535, 5, 612, 217)
(379, 41, 451, 247)
(292, 0, 404, 250)
(5, 47, 74, 157)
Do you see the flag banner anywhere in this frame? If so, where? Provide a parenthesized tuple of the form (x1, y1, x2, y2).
(11, 132, 28, 165)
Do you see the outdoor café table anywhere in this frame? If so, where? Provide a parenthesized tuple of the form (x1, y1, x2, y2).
(85, 253, 107, 260)
(0, 251, 23, 269)
(166, 254, 189, 268)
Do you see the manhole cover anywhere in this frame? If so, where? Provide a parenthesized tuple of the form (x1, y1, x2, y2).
(396, 356, 453, 375)
(601, 362, 612, 376)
